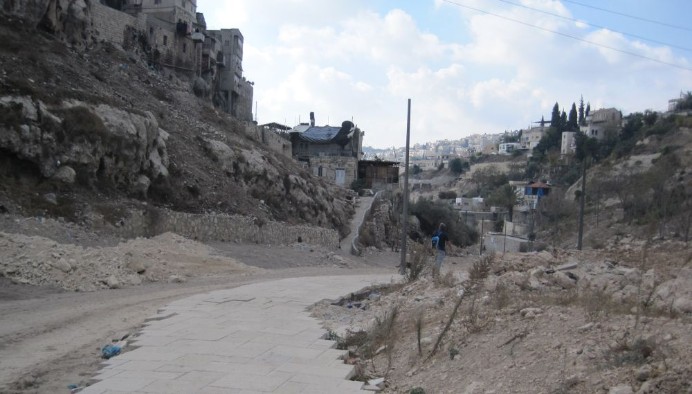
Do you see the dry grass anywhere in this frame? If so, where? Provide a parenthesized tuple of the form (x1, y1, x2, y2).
(405, 242, 430, 283)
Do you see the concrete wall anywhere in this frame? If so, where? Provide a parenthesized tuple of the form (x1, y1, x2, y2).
(115, 208, 340, 248)
(483, 233, 528, 253)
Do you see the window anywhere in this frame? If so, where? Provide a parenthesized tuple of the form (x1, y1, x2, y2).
(163, 35, 167, 46)
(154, 0, 161, 4)
(318, 167, 323, 177)
(182, 42, 186, 53)
(149, 27, 154, 36)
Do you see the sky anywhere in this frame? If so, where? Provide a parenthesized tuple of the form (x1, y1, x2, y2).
(197, 0, 692, 149)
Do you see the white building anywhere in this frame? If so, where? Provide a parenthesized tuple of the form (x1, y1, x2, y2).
(561, 131, 576, 155)
(580, 108, 622, 140)
(499, 142, 522, 155)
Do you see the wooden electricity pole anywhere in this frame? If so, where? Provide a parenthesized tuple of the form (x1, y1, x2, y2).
(399, 99, 411, 275)
(577, 159, 587, 250)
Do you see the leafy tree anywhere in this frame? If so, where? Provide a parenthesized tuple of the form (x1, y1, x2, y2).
(449, 158, 469, 175)
(674, 91, 692, 111)
(568, 103, 578, 131)
(410, 198, 478, 246)
(411, 164, 422, 175)
(643, 110, 658, 126)
(470, 166, 508, 197)
(438, 190, 457, 199)
(578, 96, 585, 126)
(575, 132, 599, 161)
(550, 102, 561, 129)
(487, 184, 519, 222)
(585, 102, 591, 117)
(560, 111, 567, 131)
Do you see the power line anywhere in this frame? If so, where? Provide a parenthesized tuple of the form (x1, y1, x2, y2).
(494, 0, 692, 53)
(441, 0, 692, 72)
(562, 0, 692, 33)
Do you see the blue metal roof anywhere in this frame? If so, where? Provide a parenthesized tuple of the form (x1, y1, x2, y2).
(299, 125, 344, 142)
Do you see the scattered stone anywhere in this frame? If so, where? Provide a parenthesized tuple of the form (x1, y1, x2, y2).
(608, 384, 634, 394)
(556, 262, 578, 271)
(106, 276, 120, 289)
(637, 381, 652, 394)
(168, 275, 186, 283)
(636, 365, 652, 382)
(127, 274, 142, 286)
(134, 174, 151, 197)
(520, 308, 543, 319)
(52, 166, 76, 184)
(577, 322, 594, 332)
(52, 259, 72, 273)
(126, 260, 147, 274)
(43, 193, 58, 205)
(368, 292, 381, 301)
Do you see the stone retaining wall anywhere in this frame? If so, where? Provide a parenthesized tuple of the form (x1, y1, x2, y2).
(116, 208, 339, 248)
(92, 2, 147, 46)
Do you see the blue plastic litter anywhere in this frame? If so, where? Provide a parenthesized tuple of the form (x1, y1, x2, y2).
(101, 344, 121, 359)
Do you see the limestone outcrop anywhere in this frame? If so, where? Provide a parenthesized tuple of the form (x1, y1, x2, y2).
(1, 0, 95, 48)
(0, 95, 169, 195)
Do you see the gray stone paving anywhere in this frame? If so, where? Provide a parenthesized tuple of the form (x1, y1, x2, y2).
(82, 275, 396, 394)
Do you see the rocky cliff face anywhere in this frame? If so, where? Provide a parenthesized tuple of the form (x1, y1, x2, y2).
(0, 96, 169, 196)
(0, 3, 354, 236)
(1, 0, 95, 48)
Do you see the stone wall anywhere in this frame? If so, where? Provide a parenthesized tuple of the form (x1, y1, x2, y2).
(310, 156, 358, 187)
(116, 208, 340, 248)
(92, 2, 146, 46)
(243, 125, 292, 158)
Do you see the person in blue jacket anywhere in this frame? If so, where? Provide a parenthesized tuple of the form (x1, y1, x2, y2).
(433, 223, 449, 278)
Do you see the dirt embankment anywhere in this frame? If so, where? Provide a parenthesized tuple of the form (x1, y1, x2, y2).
(312, 246, 692, 394)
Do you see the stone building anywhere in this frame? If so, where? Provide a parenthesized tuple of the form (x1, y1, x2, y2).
(99, 1, 253, 122)
(580, 108, 622, 141)
(560, 131, 576, 155)
(289, 113, 363, 187)
(521, 125, 547, 150)
(206, 29, 254, 121)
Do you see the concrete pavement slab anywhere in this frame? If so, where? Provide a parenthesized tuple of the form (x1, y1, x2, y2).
(82, 274, 397, 393)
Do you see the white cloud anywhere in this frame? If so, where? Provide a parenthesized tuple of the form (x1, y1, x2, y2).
(197, 0, 691, 147)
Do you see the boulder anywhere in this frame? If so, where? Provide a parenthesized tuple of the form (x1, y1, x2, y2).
(52, 166, 76, 184)
(133, 174, 151, 197)
(106, 275, 120, 289)
(608, 384, 633, 394)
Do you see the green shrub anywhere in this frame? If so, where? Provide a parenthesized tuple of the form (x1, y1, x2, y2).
(438, 190, 457, 200)
(410, 198, 478, 246)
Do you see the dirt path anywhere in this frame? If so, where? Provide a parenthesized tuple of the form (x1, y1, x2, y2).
(0, 199, 397, 393)
(0, 242, 397, 394)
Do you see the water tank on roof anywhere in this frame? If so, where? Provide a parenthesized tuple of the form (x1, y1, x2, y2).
(191, 32, 204, 42)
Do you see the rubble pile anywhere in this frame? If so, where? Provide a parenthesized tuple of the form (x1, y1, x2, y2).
(0, 231, 259, 292)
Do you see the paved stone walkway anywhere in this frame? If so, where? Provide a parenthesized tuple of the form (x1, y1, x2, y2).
(82, 274, 396, 394)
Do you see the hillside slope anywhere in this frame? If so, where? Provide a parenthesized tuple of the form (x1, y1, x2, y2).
(0, 9, 354, 237)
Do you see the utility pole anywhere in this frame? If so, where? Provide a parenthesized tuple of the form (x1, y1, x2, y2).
(479, 219, 484, 256)
(577, 159, 587, 250)
(399, 99, 411, 275)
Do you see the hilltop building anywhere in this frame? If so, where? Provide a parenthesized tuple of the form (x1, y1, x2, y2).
(580, 108, 622, 141)
(99, 0, 253, 121)
(289, 113, 363, 187)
